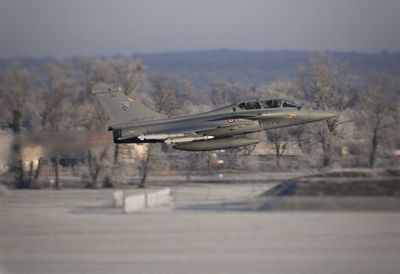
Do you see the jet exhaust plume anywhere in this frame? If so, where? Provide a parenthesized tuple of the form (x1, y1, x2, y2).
(17, 130, 113, 160)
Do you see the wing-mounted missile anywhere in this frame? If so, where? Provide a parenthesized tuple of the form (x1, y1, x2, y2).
(112, 129, 165, 144)
(173, 136, 260, 151)
(113, 129, 215, 144)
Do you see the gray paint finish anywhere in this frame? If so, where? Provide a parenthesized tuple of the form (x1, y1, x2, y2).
(92, 83, 336, 151)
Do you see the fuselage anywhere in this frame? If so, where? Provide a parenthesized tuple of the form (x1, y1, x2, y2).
(91, 83, 337, 151)
(112, 99, 336, 144)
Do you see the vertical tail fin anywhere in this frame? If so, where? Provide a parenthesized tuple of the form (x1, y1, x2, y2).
(91, 83, 166, 128)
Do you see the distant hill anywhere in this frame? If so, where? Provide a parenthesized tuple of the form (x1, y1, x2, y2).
(1, 50, 400, 89)
(133, 50, 308, 88)
(133, 50, 400, 88)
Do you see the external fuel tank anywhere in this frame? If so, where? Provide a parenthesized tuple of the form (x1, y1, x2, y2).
(173, 136, 260, 151)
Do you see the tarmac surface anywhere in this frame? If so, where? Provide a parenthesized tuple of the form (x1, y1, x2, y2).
(1, 183, 400, 274)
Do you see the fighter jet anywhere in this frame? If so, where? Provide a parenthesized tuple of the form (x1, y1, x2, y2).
(92, 83, 336, 151)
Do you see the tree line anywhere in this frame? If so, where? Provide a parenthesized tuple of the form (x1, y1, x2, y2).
(0, 54, 399, 189)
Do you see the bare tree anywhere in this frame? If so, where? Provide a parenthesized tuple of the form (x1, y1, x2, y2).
(137, 74, 177, 188)
(256, 80, 297, 100)
(266, 128, 289, 169)
(75, 104, 114, 188)
(361, 73, 399, 168)
(297, 53, 356, 167)
(149, 74, 178, 114)
(0, 63, 36, 188)
(76, 59, 119, 188)
(85, 146, 112, 188)
(36, 61, 77, 189)
(209, 81, 253, 107)
(113, 58, 146, 96)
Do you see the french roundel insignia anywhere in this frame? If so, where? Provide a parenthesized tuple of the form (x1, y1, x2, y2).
(227, 117, 235, 123)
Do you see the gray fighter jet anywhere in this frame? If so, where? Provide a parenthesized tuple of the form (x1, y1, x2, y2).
(92, 83, 336, 151)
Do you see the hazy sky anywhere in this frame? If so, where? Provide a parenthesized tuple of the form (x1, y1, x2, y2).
(1, 0, 399, 57)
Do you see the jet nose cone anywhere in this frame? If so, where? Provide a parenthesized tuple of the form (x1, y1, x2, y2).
(318, 111, 337, 120)
(302, 110, 337, 122)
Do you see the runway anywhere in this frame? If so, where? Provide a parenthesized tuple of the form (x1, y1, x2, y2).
(1, 184, 400, 274)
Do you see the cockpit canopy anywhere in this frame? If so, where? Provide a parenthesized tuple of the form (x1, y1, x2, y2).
(238, 99, 301, 110)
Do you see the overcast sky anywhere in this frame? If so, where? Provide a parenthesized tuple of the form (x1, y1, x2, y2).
(0, 0, 399, 58)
